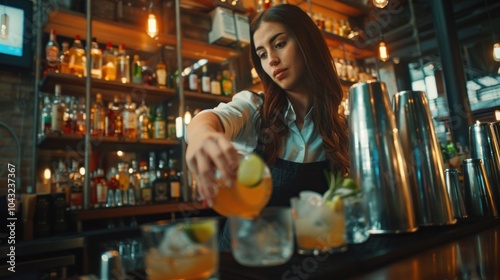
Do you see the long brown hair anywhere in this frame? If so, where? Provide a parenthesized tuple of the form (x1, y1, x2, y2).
(250, 4, 350, 175)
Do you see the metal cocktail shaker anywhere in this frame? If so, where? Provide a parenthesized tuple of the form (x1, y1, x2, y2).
(469, 122, 500, 207)
(461, 158, 498, 217)
(100, 250, 125, 280)
(393, 90, 455, 226)
(348, 81, 417, 234)
(444, 169, 467, 219)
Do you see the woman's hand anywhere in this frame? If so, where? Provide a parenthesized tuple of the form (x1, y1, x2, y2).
(185, 113, 239, 206)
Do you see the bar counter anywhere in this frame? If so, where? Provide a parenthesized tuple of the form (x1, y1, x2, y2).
(217, 218, 500, 279)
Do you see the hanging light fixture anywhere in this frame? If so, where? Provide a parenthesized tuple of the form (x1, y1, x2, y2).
(373, 0, 389, 9)
(1, 5, 8, 40)
(147, 1, 158, 38)
(486, 0, 500, 61)
(378, 36, 389, 62)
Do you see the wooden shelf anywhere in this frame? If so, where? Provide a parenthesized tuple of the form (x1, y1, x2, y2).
(72, 202, 207, 221)
(44, 9, 241, 63)
(40, 72, 178, 104)
(323, 32, 375, 59)
(184, 90, 232, 103)
(38, 133, 180, 152)
(292, 0, 370, 17)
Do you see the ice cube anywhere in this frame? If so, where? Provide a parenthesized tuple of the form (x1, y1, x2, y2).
(299, 191, 323, 206)
(158, 226, 200, 256)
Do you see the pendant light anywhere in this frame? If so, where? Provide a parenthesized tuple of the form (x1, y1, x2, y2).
(378, 35, 389, 62)
(147, 1, 158, 38)
(486, 0, 500, 61)
(1, 5, 8, 40)
(373, 0, 389, 9)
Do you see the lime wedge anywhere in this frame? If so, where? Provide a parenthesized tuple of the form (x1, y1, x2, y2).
(330, 195, 344, 213)
(341, 178, 359, 190)
(237, 153, 265, 188)
(183, 220, 215, 243)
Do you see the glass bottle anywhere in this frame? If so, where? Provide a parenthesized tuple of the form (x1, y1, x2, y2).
(123, 95, 137, 139)
(221, 70, 233, 96)
(117, 162, 130, 205)
(168, 158, 181, 202)
(40, 96, 52, 136)
(156, 58, 167, 88)
(139, 160, 152, 204)
(68, 35, 86, 77)
(211, 71, 222, 95)
(116, 44, 130, 83)
(94, 168, 108, 206)
(130, 160, 142, 205)
(102, 42, 117, 81)
(188, 67, 199, 92)
(106, 95, 123, 137)
(53, 160, 70, 205)
(63, 97, 77, 134)
(69, 160, 83, 210)
(45, 29, 60, 75)
(75, 97, 86, 136)
(90, 37, 103, 79)
(91, 93, 106, 136)
(136, 99, 150, 139)
(152, 159, 169, 202)
(201, 65, 211, 93)
(58, 41, 71, 74)
(154, 106, 166, 139)
(51, 84, 65, 133)
(131, 54, 142, 84)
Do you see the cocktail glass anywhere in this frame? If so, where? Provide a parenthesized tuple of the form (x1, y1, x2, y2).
(141, 218, 219, 280)
(212, 153, 273, 219)
(229, 207, 294, 266)
(343, 193, 370, 244)
(290, 196, 347, 255)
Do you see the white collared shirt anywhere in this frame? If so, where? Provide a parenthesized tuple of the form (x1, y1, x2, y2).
(197, 90, 326, 163)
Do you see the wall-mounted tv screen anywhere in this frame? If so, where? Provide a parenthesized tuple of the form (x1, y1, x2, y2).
(0, 0, 33, 69)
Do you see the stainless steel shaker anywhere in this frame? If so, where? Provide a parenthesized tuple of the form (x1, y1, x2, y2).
(348, 81, 418, 234)
(393, 90, 455, 226)
(469, 122, 500, 207)
(444, 169, 467, 219)
(462, 158, 498, 218)
(100, 250, 125, 280)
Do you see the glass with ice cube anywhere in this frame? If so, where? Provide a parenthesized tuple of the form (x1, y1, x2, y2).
(141, 218, 219, 280)
(290, 195, 347, 255)
(229, 207, 294, 266)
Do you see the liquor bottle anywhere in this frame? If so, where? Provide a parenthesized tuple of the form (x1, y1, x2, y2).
(117, 162, 130, 205)
(142, 62, 157, 86)
(129, 160, 142, 204)
(148, 152, 157, 185)
(136, 99, 151, 139)
(221, 70, 233, 96)
(188, 67, 199, 92)
(106, 95, 123, 137)
(168, 158, 181, 202)
(201, 65, 211, 93)
(75, 97, 86, 136)
(69, 160, 83, 210)
(154, 106, 166, 139)
(167, 116, 176, 140)
(94, 168, 108, 207)
(91, 93, 106, 136)
(139, 160, 152, 203)
(51, 84, 65, 133)
(152, 159, 169, 202)
(45, 29, 60, 75)
(106, 167, 119, 207)
(122, 95, 137, 139)
(211, 72, 222, 95)
(131, 54, 142, 84)
(68, 35, 86, 77)
(90, 37, 103, 79)
(102, 42, 117, 81)
(52, 160, 70, 204)
(40, 96, 52, 136)
(116, 44, 130, 83)
(63, 97, 77, 134)
(59, 41, 71, 74)
(156, 58, 167, 88)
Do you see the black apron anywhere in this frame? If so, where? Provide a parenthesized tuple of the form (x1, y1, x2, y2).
(218, 157, 330, 251)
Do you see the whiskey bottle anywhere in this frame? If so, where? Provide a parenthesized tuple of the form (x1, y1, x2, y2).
(91, 93, 106, 136)
(152, 159, 169, 202)
(123, 95, 137, 139)
(106, 95, 123, 137)
(90, 37, 103, 79)
(201, 65, 211, 93)
(51, 84, 65, 134)
(168, 158, 181, 202)
(68, 35, 86, 77)
(45, 29, 60, 76)
(59, 41, 70, 74)
(154, 107, 166, 139)
(117, 162, 130, 205)
(69, 160, 83, 210)
(156, 58, 167, 88)
(102, 42, 117, 81)
(136, 99, 151, 139)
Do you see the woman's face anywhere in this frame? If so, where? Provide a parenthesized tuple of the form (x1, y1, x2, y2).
(253, 21, 306, 93)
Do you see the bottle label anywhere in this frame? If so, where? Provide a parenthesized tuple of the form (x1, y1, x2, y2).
(46, 46, 59, 65)
(51, 105, 65, 132)
(155, 121, 166, 139)
(142, 188, 152, 203)
(157, 69, 167, 86)
(202, 76, 211, 93)
(154, 182, 168, 201)
(170, 181, 181, 198)
(189, 74, 198, 91)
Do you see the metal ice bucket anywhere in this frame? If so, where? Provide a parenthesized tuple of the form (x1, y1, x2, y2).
(393, 90, 455, 226)
(348, 81, 417, 234)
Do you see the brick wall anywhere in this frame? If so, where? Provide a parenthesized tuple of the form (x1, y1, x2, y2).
(0, 68, 35, 195)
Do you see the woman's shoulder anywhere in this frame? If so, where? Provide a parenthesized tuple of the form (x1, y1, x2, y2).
(232, 90, 264, 106)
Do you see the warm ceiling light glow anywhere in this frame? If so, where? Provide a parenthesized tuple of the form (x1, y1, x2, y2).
(43, 168, 51, 180)
(378, 40, 389, 62)
(373, 0, 388, 8)
(147, 1, 158, 38)
(79, 167, 85, 176)
(494, 42, 500, 61)
(117, 150, 124, 157)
